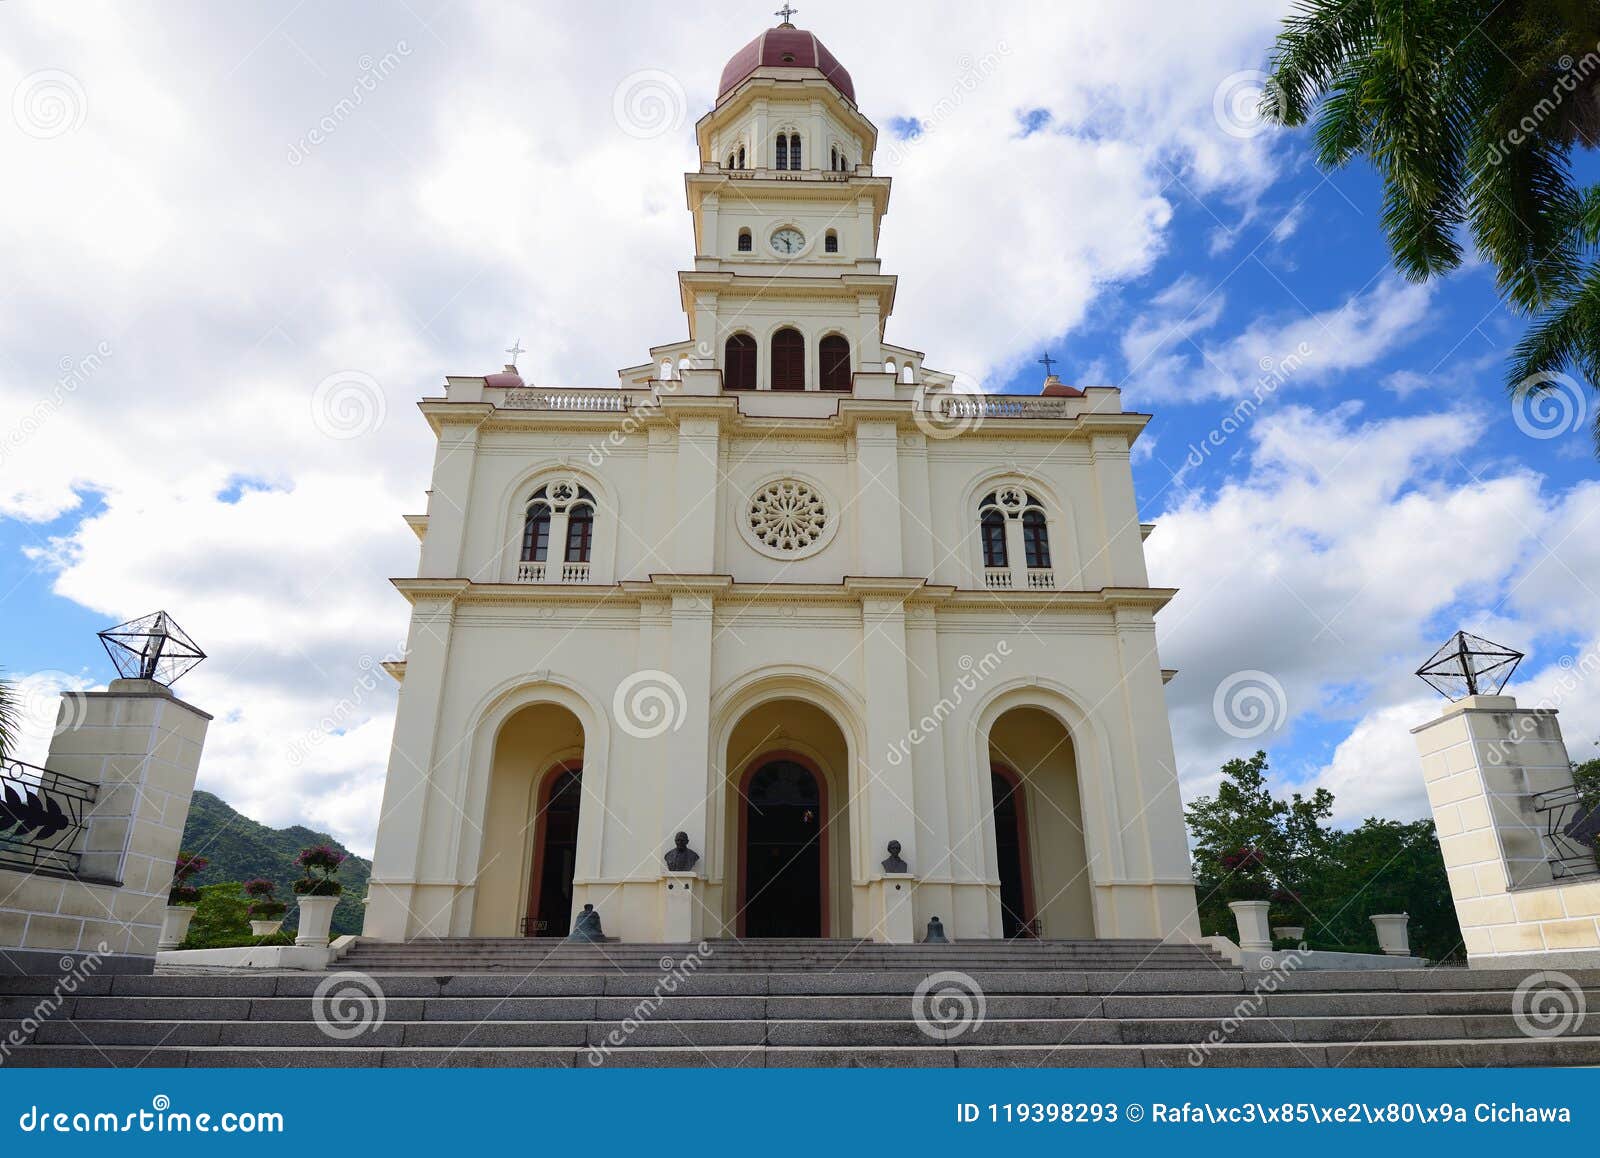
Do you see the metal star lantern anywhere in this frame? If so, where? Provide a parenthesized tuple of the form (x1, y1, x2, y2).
(97, 611, 206, 686)
(1415, 630, 1523, 701)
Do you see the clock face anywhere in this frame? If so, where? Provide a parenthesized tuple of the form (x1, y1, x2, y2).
(770, 227, 805, 255)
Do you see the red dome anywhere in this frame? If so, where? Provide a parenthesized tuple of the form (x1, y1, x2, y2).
(718, 25, 855, 104)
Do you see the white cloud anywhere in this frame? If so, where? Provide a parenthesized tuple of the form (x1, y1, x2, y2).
(1149, 404, 1600, 825)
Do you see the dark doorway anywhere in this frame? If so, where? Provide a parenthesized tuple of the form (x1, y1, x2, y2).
(991, 768, 1035, 938)
(741, 760, 824, 937)
(526, 766, 581, 936)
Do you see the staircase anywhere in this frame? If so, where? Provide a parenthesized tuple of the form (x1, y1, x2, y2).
(4, 939, 1598, 1067)
(337, 936, 1231, 973)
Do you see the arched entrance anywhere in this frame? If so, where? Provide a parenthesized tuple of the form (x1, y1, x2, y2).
(986, 705, 1094, 938)
(990, 766, 1036, 938)
(470, 700, 585, 936)
(721, 695, 853, 938)
(740, 759, 825, 937)
(525, 765, 582, 937)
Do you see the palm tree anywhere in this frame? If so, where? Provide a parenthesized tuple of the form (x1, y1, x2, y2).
(0, 671, 19, 763)
(1262, 0, 1600, 445)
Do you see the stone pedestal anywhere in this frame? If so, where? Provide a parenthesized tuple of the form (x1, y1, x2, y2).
(0, 678, 210, 975)
(867, 874, 917, 944)
(1414, 694, 1600, 967)
(660, 871, 701, 942)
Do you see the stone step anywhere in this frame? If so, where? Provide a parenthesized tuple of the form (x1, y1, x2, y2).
(4, 968, 1596, 1000)
(11, 984, 1594, 1026)
(9, 1036, 1600, 1068)
(24, 1012, 1600, 1050)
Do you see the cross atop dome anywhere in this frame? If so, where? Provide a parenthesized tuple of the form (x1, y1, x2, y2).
(774, 3, 798, 26)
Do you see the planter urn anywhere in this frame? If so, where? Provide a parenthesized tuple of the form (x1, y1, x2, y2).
(1228, 900, 1273, 954)
(159, 905, 198, 951)
(295, 895, 340, 947)
(1370, 913, 1411, 956)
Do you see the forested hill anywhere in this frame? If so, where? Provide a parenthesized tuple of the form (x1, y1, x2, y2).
(178, 790, 370, 936)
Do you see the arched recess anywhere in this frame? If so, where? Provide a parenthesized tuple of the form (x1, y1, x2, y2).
(725, 332, 757, 390)
(496, 463, 619, 584)
(771, 326, 805, 390)
(708, 667, 868, 936)
(968, 679, 1126, 939)
(819, 333, 851, 391)
(469, 701, 586, 936)
(455, 675, 611, 934)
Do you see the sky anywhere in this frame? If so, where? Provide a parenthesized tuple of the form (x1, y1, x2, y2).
(2, 1, 1596, 856)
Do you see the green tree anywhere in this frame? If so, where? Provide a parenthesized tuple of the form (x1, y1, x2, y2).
(1184, 751, 1335, 935)
(0, 670, 19, 762)
(1262, 1, 1600, 446)
(1185, 753, 1464, 960)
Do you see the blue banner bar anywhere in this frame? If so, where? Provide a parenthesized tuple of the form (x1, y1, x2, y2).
(0, 1068, 1587, 1154)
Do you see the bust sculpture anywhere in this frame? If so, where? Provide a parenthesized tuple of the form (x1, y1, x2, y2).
(664, 831, 700, 872)
(881, 839, 908, 874)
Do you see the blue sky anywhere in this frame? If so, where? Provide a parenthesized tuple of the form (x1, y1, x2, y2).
(2, 1, 1596, 851)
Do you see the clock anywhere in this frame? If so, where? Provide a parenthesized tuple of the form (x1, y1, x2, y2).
(770, 227, 805, 255)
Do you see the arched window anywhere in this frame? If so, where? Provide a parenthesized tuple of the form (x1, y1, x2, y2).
(819, 334, 851, 391)
(899, 363, 915, 384)
(775, 133, 789, 170)
(522, 501, 553, 562)
(771, 327, 805, 391)
(660, 359, 674, 381)
(737, 144, 746, 168)
(565, 502, 594, 564)
(838, 153, 848, 171)
(883, 358, 896, 375)
(830, 145, 838, 170)
(789, 132, 802, 169)
(725, 333, 757, 390)
(523, 482, 597, 575)
(737, 228, 752, 252)
(824, 229, 838, 253)
(979, 505, 1007, 569)
(979, 488, 1052, 585)
(1022, 509, 1051, 569)
(727, 152, 736, 170)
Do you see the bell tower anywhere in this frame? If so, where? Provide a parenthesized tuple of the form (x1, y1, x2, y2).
(673, 19, 899, 392)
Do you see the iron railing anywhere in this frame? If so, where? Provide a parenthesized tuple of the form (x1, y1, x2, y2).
(0, 758, 97, 877)
(1532, 784, 1600, 880)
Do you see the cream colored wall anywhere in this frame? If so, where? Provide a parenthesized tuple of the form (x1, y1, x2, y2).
(988, 706, 1095, 939)
(718, 698, 853, 937)
(470, 702, 584, 936)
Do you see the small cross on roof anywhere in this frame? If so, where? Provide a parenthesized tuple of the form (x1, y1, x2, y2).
(506, 339, 526, 367)
(775, 4, 798, 24)
(1038, 352, 1058, 377)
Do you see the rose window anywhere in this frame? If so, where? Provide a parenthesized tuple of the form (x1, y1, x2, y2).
(747, 479, 828, 554)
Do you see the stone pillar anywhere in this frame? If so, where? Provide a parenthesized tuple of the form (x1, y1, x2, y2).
(364, 582, 465, 940)
(664, 590, 716, 880)
(866, 872, 916, 944)
(0, 679, 210, 975)
(1413, 694, 1600, 966)
(1088, 433, 1149, 587)
(417, 411, 486, 578)
(671, 416, 721, 573)
(855, 589, 920, 904)
(660, 871, 701, 942)
(853, 419, 903, 575)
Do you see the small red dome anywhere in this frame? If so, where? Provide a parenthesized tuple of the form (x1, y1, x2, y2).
(1041, 380, 1084, 398)
(718, 25, 855, 104)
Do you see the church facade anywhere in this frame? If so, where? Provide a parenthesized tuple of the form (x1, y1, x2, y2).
(364, 21, 1201, 945)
